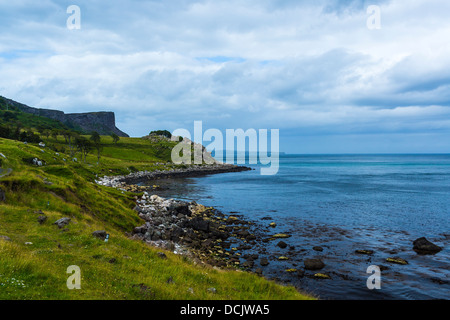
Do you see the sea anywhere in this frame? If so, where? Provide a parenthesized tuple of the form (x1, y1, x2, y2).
(145, 154, 450, 300)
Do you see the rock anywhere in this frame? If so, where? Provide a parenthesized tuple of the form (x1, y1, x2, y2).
(32, 158, 43, 166)
(430, 277, 449, 285)
(278, 256, 289, 261)
(92, 230, 108, 240)
(0, 235, 12, 241)
(269, 222, 277, 228)
(277, 241, 288, 249)
(54, 217, 71, 228)
(379, 265, 389, 271)
(207, 288, 217, 294)
(37, 215, 48, 224)
(133, 226, 146, 234)
(272, 233, 291, 239)
(304, 259, 325, 270)
(386, 257, 408, 265)
(413, 237, 442, 255)
(242, 260, 254, 268)
(260, 257, 269, 266)
(355, 250, 374, 255)
(297, 269, 305, 278)
(157, 252, 167, 259)
(246, 234, 256, 240)
(314, 273, 331, 279)
(313, 246, 324, 252)
(189, 217, 210, 232)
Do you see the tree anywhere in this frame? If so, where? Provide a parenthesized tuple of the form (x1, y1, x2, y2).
(90, 132, 102, 164)
(90, 131, 101, 145)
(66, 131, 80, 157)
(149, 130, 172, 139)
(51, 129, 59, 141)
(75, 136, 93, 163)
(36, 125, 46, 136)
(44, 129, 51, 140)
(110, 133, 120, 145)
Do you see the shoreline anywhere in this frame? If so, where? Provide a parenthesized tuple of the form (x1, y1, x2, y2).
(96, 165, 309, 293)
(96, 163, 252, 190)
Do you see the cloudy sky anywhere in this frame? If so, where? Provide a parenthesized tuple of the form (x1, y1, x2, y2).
(1, 0, 450, 153)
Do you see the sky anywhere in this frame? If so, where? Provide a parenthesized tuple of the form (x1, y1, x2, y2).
(1, 0, 450, 153)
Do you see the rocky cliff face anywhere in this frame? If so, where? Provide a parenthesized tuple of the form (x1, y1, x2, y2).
(1, 96, 129, 137)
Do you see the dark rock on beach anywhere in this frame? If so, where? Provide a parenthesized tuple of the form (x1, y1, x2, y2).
(413, 237, 442, 255)
(128, 193, 265, 268)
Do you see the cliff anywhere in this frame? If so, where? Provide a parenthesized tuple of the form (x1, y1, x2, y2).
(0, 96, 129, 137)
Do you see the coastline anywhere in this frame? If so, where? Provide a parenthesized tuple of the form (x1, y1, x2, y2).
(96, 163, 252, 190)
(95, 164, 311, 294)
(96, 161, 448, 300)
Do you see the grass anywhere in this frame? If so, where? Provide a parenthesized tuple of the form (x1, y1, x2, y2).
(0, 136, 314, 300)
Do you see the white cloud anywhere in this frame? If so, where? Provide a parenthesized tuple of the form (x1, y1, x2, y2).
(1, 0, 450, 151)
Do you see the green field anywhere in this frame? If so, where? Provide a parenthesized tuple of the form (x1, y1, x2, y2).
(0, 135, 314, 300)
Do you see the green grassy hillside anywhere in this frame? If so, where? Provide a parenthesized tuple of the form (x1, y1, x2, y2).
(0, 136, 313, 300)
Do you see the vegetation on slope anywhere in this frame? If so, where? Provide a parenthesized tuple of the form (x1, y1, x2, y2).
(0, 135, 313, 300)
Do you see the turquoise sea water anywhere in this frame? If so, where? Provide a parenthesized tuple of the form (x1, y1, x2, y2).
(150, 154, 450, 300)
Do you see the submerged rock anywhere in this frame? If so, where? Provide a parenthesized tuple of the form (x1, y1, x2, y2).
(272, 233, 291, 239)
(355, 250, 374, 255)
(304, 259, 325, 270)
(386, 257, 408, 265)
(277, 241, 288, 249)
(260, 257, 269, 266)
(314, 273, 331, 280)
(413, 237, 442, 255)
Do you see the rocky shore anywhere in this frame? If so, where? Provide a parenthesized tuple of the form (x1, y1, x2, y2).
(95, 163, 252, 192)
(129, 193, 261, 268)
(96, 163, 264, 269)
